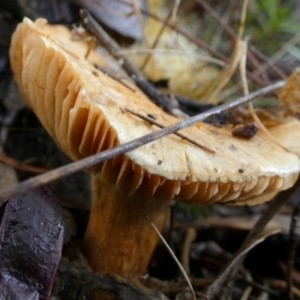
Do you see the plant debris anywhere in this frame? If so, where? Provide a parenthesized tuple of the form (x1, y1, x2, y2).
(0, 187, 64, 300)
(2, 1, 300, 300)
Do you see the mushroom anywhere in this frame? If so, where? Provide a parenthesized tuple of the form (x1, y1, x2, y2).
(9, 18, 300, 277)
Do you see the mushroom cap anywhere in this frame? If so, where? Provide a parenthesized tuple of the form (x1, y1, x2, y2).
(9, 18, 300, 205)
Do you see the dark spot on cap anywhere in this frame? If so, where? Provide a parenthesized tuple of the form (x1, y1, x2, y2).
(157, 160, 162, 165)
(147, 113, 156, 120)
(92, 70, 99, 77)
(232, 122, 259, 139)
(238, 169, 244, 173)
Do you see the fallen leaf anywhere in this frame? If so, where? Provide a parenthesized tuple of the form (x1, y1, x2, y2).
(0, 187, 64, 300)
(73, 0, 147, 40)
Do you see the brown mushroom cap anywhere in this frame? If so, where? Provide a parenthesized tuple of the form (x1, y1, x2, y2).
(10, 18, 300, 206)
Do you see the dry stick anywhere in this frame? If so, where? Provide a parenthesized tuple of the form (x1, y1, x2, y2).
(211, 0, 236, 49)
(125, 107, 215, 154)
(206, 178, 300, 299)
(0, 81, 285, 204)
(239, 271, 253, 300)
(140, 0, 180, 71)
(248, 178, 300, 239)
(0, 152, 48, 174)
(242, 44, 291, 153)
(206, 32, 289, 300)
(247, 49, 270, 85)
(250, 46, 287, 80)
(197, 0, 274, 83)
(144, 213, 199, 300)
(240, 279, 278, 297)
(117, 0, 227, 62)
(205, 0, 249, 102)
(117, 48, 226, 67)
(180, 227, 197, 274)
(80, 9, 183, 118)
(252, 31, 300, 77)
(130, 0, 151, 48)
(206, 228, 281, 299)
(118, 0, 266, 87)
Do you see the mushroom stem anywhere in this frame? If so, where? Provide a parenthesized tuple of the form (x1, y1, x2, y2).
(84, 172, 172, 276)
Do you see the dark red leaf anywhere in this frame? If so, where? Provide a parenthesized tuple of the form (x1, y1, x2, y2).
(0, 187, 64, 300)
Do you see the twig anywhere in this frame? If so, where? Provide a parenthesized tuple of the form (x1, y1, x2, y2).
(205, 0, 249, 102)
(196, 0, 236, 40)
(94, 64, 136, 92)
(140, 0, 181, 71)
(250, 46, 287, 80)
(251, 31, 300, 77)
(285, 201, 300, 299)
(116, 48, 226, 66)
(239, 278, 278, 297)
(0, 81, 285, 204)
(117, 0, 266, 86)
(196, 0, 271, 86)
(211, 0, 236, 49)
(117, 0, 228, 62)
(246, 50, 270, 85)
(205, 228, 281, 299)
(80, 9, 184, 117)
(125, 107, 216, 153)
(0, 152, 48, 174)
(205, 177, 300, 299)
(239, 271, 253, 300)
(240, 41, 291, 153)
(247, 177, 300, 239)
(180, 227, 196, 274)
(130, 0, 151, 48)
(144, 213, 198, 300)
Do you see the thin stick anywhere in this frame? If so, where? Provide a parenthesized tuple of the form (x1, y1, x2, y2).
(144, 213, 198, 300)
(251, 31, 300, 77)
(126, 107, 216, 154)
(250, 46, 287, 80)
(80, 9, 184, 117)
(140, 0, 181, 71)
(0, 81, 285, 203)
(118, 0, 266, 86)
(237, 0, 249, 40)
(205, 0, 249, 102)
(180, 227, 197, 274)
(117, 48, 226, 66)
(248, 178, 300, 240)
(206, 228, 281, 299)
(246, 50, 270, 85)
(241, 43, 292, 153)
(130, 0, 151, 48)
(0, 152, 48, 174)
(196, 0, 269, 86)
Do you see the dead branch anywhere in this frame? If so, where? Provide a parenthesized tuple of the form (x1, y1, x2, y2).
(80, 9, 184, 117)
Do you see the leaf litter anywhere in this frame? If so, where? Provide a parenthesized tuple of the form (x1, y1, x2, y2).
(1, 0, 300, 299)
